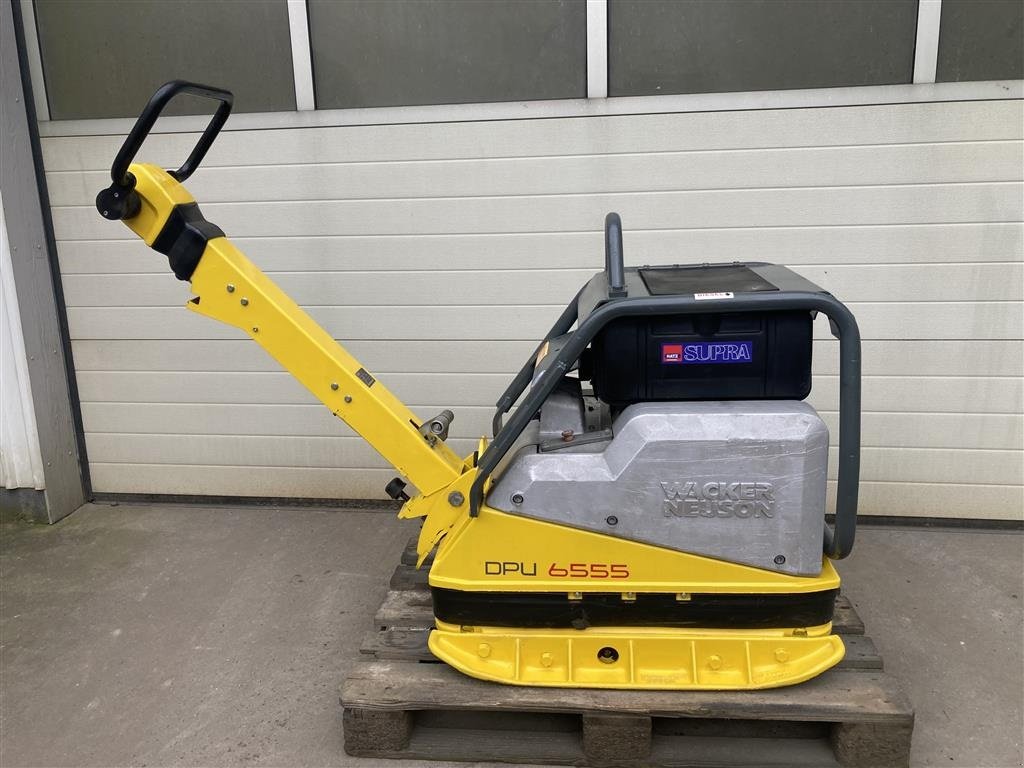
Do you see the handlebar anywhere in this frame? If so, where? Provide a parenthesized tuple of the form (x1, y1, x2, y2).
(96, 80, 233, 221)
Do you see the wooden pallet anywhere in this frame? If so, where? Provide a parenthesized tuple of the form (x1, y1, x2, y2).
(341, 537, 914, 767)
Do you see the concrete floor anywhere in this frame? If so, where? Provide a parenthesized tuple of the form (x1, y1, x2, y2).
(0, 503, 1021, 768)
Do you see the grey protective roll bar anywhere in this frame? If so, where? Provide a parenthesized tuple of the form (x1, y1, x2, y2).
(491, 287, 582, 436)
(472, 290, 862, 561)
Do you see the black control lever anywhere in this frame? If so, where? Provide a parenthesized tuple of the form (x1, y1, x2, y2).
(385, 478, 410, 502)
(96, 80, 234, 221)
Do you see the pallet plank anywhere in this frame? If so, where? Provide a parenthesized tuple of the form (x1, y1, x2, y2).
(360, 628, 434, 661)
(832, 597, 866, 635)
(341, 711, 896, 768)
(400, 535, 433, 567)
(389, 563, 430, 591)
(341, 662, 912, 725)
(374, 589, 434, 628)
(359, 628, 882, 670)
(350, 727, 844, 767)
(836, 636, 881, 670)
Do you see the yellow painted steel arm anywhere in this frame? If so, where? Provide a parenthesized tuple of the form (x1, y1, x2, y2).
(123, 163, 464, 497)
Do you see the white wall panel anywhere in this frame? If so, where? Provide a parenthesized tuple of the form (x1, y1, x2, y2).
(50, 182, 1024, 240)
(62, 302, 1024, 341)
(40, 100, 1024, 170)
(67, 339, 1024, 377)
(83, 462, 1024, 521)
(73, 371, 1022, 414)
(55, 223, 1024, 275)
(57, 264, 1024, 306)
(45, 141, 1024, 206)
(75, 432, 1024, 486)
(75, 403, 1023, 450)
(42, 99, 1024, 518)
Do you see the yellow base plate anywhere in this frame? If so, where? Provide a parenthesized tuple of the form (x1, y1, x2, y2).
(429, 623, 845, 690)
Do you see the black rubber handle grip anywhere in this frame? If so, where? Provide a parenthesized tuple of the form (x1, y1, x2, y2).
(111, 80, 233, 186)
(97, 80, 233, 221)
(604, 212, 627, 298)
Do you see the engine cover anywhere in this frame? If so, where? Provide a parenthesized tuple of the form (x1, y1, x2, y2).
(489, 401, 829, 576)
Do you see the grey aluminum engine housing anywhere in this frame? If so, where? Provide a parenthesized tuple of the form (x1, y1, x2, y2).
(489, 399, 829, 576)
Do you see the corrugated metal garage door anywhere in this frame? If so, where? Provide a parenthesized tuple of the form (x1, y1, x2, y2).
(41, 99, 1023, 518)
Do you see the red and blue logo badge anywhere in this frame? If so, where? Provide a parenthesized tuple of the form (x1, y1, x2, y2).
(661, 341, 753, 364)
(661, 344, 683, 363)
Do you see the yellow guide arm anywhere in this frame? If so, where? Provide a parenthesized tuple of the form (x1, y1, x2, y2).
(97, 81, 478, 560)
(123, 163, 466, 500)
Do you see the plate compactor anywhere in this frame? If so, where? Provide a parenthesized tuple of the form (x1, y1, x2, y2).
(97, 82, 862, 691)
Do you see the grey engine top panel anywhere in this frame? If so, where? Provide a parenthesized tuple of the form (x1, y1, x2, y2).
(575, 262, 829, 321)
(489, 400, 829, 576)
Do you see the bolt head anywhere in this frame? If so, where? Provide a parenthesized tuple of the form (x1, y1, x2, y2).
(708, 654, 723, 670)
(477, 643, 491, 658)
(226, 284, 236, 293)
(774, 648, 790, 663)
(605, 515, 618, 526)
(773, 554, 786, 565)
(344, 395, 353, 403)
(448, 491, 464, 507)
(330, 382, 339, 391)
(511, 493, 524, 504)
(240, 297, 249, 306)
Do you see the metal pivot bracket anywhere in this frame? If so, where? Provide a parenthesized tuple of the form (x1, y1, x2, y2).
(420, 410, 455, 445)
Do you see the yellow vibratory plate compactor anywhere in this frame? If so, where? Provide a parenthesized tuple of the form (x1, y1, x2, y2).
(96, 82, 862, 691)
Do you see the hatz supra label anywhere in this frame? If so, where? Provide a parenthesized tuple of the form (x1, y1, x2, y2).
(661, 341, 753, 364)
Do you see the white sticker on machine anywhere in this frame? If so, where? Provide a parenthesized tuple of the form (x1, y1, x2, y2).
(694, 291, 735, 300)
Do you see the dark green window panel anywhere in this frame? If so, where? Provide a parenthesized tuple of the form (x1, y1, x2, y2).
(937, 0, 1023, 82)
(608, 0, 918, 97)
(34, 0, 295, 120)
(309, 0, 586, 109)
